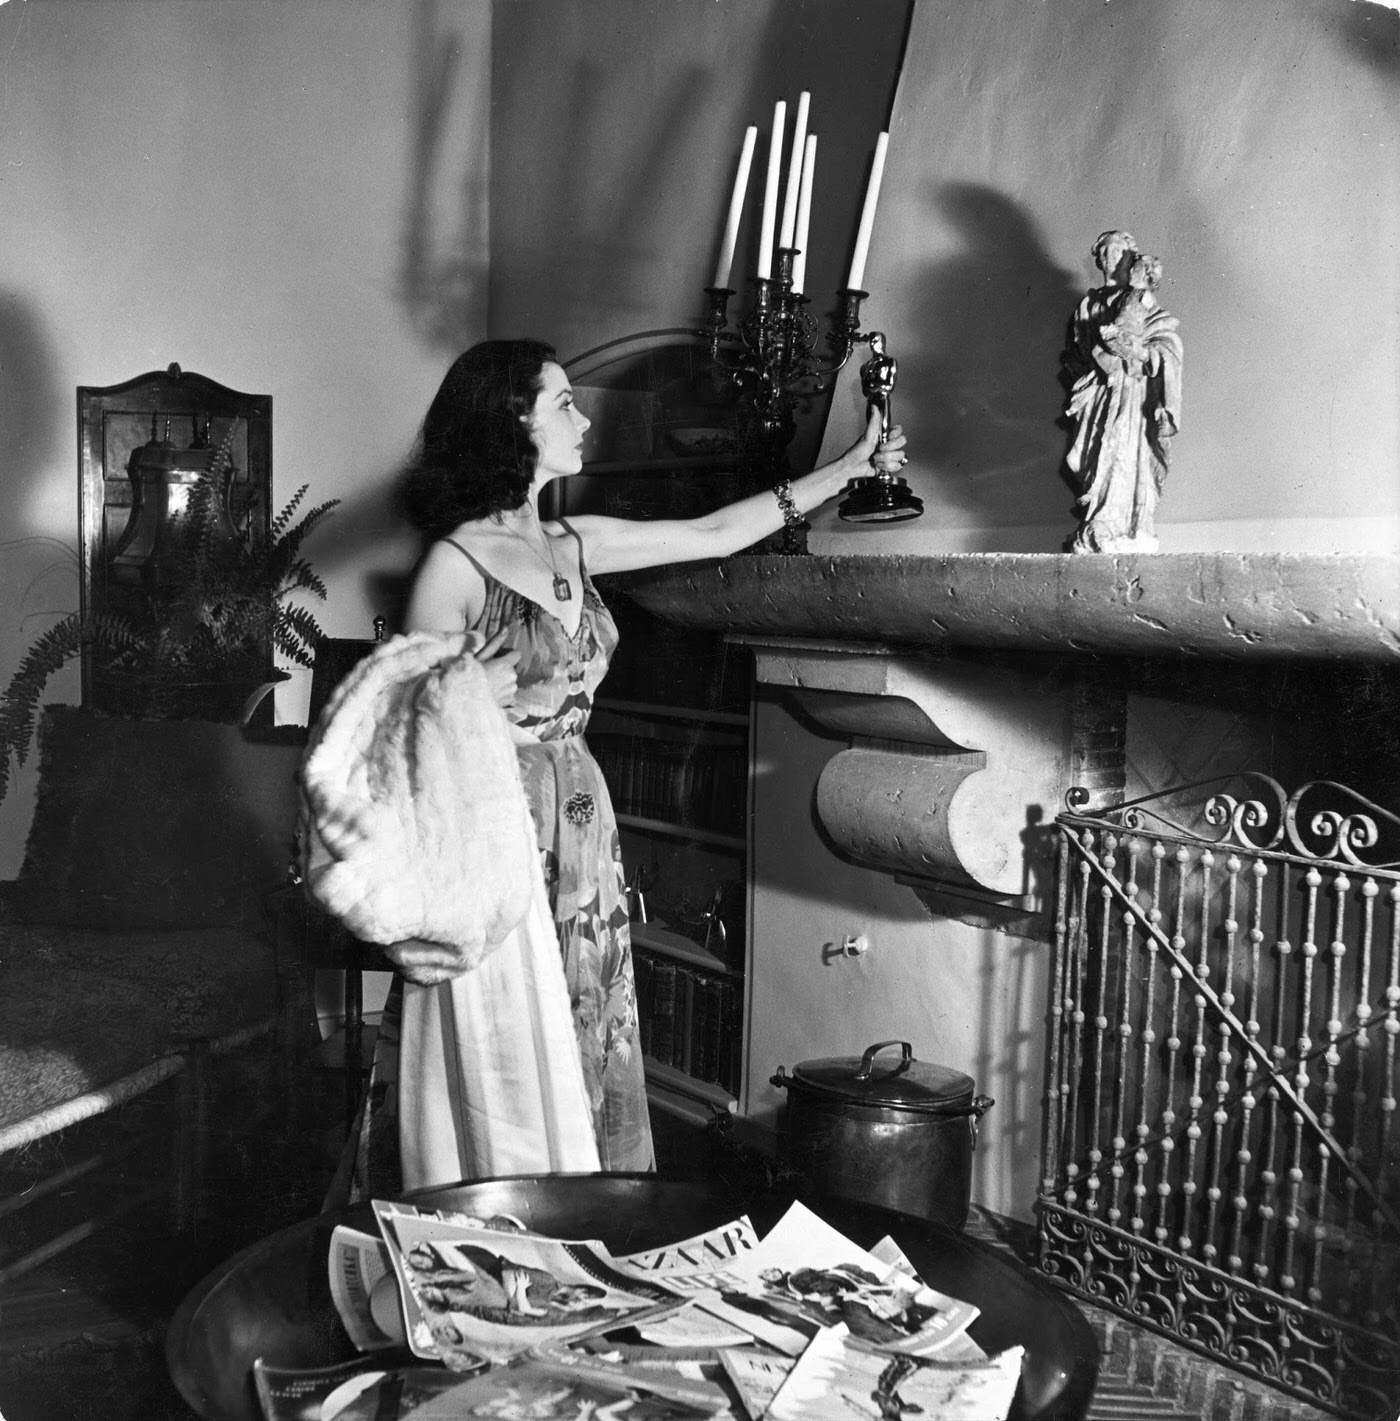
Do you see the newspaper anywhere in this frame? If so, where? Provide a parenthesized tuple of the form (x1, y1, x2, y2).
(611, 1201, 979, 1359)
(764, 1325, 1024, 1421)
(372, 1199, 687, 1365)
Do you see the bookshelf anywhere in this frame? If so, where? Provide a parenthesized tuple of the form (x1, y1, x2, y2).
(588, 662, 752, 1116)
(556, 333, 758, 1120)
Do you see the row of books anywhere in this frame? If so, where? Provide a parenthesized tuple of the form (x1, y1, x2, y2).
(634, 947, 742, 1092)
(593, 732, 746, 833)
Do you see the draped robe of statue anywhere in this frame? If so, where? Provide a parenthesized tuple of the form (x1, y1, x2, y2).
(1063, 286, 1183, 554)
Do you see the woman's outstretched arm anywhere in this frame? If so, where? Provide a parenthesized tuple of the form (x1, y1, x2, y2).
(566, 409, 907, 575)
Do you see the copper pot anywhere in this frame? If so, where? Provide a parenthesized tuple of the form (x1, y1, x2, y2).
(771, 1040, 994, 1231)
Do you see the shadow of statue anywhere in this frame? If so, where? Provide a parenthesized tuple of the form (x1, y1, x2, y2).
(1019, 804, 1057, 907)
(907, 182, 1082, 538)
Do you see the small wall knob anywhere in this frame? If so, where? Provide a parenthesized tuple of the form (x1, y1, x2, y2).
(841, 932, 871, 957)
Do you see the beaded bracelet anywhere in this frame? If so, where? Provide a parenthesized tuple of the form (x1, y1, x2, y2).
(773, 478, 802, 530)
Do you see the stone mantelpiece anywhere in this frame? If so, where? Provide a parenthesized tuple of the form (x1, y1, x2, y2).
(618, 553, 1398, 932)
(621, 552, 1400, 661)
(741, 639, 1068, 923)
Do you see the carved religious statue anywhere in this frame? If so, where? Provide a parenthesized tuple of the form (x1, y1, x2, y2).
(1062, 230, 1183, 554)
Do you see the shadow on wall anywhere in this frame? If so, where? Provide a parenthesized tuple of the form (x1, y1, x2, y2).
(293, 481, 416, 635)
(974, 926, 1044, 1213)
(496, 55, 718, 342)
(0, 288, 74, 662)
(399, 0, 490, 355)
(1341, 0, 1400, 77)
(910, 182, 1083, 538)
(0, 290, 63, 519)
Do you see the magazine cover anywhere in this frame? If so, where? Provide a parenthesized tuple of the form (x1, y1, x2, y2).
(614, 1216, 759, 1275)
(867, 1235, 987, 1361)
(373, 1201, 531, 1235)
(717, 1348, 794, 1421)
(327, 1225, 405, 1352)
(251, 1354, 482, 1421)
(372, 1200, 686, 1364)
(612, 1201, 980, 1359)
(764, 1325, 1024, 1421)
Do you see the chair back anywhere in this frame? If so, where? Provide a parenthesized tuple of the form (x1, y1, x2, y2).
(306, 618, 386, 728)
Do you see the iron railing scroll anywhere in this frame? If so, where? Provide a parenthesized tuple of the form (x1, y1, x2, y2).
(1039, 774, 1400, 1419)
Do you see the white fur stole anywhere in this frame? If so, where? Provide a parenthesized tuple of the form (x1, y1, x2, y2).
(298, 632, 539, 974)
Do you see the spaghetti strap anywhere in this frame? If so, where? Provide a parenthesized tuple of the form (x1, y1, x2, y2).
(555, 518, 589, 577)
(441, 535, 493, 583)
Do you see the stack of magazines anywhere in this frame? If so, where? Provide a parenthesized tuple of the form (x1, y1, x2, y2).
(252, 1199, 1025, 1421)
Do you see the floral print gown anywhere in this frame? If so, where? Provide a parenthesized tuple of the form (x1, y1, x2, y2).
(450, 528, 653, 1172)
(342, 525, 654, 1198)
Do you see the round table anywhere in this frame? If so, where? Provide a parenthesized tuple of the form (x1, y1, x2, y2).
(167, 1175, 1097, 1421)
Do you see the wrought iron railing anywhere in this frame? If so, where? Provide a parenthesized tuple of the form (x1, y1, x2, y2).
(1038, 775, 1400, 1419)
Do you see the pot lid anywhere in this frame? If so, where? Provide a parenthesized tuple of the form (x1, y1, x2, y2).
(788, 1040, 975, 1114)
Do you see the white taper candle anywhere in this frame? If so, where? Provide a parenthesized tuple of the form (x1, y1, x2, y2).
(756, 100, 785, 280)
(778, 90, 810, 250)
(791, 134, 817, 294)
(846, 130, 889, 291)
(713, 126, 757, 288)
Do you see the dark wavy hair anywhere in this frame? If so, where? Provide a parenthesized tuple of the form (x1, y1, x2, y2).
(397, 339, 557, 535)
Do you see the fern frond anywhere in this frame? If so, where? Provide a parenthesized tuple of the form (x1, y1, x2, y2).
(281, 559, 329, 601)
(269, 486, 310, 544)
(276, 498, 340, 565)
(273, 604, 326, 668)
(0, 613, 147, 800)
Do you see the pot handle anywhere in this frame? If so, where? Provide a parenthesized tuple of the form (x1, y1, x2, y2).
(855, 1040, 913, 1081)
(770, 1066, 791, 1090)
(968, 1093, 995, 1148)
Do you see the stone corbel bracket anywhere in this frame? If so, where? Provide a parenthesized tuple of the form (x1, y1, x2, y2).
(742, 638, 1073, 931)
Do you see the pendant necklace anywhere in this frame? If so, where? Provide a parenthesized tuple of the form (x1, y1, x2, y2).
(514, 523, 572, 602)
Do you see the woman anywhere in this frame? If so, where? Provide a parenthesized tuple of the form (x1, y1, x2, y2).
(365, 338, 906, 1189)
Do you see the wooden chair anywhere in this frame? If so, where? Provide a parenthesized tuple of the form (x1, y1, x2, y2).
(276, 619, 388, 1129)
(306, 617, 386, 727)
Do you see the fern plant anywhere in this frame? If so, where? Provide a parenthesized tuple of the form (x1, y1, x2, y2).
(0, 613, 146, 800)
(0, 452, 339, 801)
(149, 445, 340, 683)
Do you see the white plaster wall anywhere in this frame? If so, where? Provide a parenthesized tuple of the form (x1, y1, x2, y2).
(0, 0, 493, 875)
(746, 692, 1051, 1222)
(814, 0, 1400, 556)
